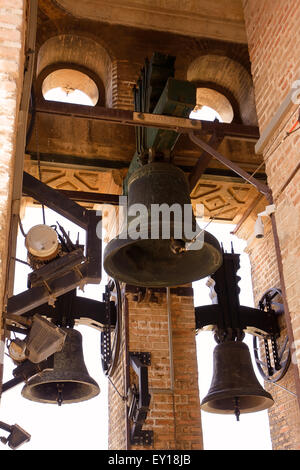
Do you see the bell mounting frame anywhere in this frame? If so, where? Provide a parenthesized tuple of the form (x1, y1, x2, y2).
(252, 288, 291, 383)
(7, 171, 102, 317)
(195, 254, 291, 382)
(101, 278, 122, 377)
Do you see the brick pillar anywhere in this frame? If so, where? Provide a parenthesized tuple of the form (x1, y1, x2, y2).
(111, 60, 141, 110)
(0, 0, 26, 392)
(108, 286, 203, 450)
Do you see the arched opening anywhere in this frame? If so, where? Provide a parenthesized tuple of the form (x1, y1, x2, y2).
(190, 105, 223, 122)
(42, 69, 99, 106)
(187, 54, 258, 125)
(37, 35, 113, 107)
(190, 88, 234, 123)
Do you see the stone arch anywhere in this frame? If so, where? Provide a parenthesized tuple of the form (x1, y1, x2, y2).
(187, 54, 258, 126)
(36, 34, 113, 107)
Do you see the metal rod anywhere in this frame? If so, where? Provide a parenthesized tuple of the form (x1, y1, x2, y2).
(275, 160, 300, 200)
(189, 132, 224, 191)
(189, 132, 272, 200)
(0, 421, 12, 433)
(166, 287, 174, 391)
(230, 194, 264, 235)
(1, 377, 24, 393)
(271, 381, 297, 397)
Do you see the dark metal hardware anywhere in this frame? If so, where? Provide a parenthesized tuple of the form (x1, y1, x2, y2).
(2, 357, 54, 393)
(128, 352, 153, 446)
(0, 421, 31, 449)
(189, 132, 271, 200)
(253, 288, 291, 383)
(7, 172, 102, 317)
(8, 289, 117, 331)
(195, 254, 290, 384)
(195, 252, 281, 340)
(100, 279, 122, 377)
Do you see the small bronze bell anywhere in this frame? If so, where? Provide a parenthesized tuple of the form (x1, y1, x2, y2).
(21, 328, 100, 405)
(201, 341, 274, 419)
(104, 162, 222, 287)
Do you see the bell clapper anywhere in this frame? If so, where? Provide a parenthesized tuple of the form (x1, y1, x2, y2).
(56, 383, 64, 406)
(233, 397, 240, 422)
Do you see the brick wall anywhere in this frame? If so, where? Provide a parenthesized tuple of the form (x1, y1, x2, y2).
(242, 0, 300, 448)
(108, 288, 203, 450)
(239, 216, 300, 449)
(0, 0, 26, 391)
(111, 60, 141, 110)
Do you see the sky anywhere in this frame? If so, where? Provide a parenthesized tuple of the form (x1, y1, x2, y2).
(0, 207, 272, 450)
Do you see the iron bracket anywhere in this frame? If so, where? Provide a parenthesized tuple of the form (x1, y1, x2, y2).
(7, 172, 102, 317)
(194, 252, 281, 339)
(128, 352, 153, 446)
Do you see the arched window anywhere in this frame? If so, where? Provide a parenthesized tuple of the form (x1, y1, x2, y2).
(42, 69, 99, 106)
(190, 88, 234, 123)
(190, 105, 222, 122)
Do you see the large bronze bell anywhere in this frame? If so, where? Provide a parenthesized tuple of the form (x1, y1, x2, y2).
(201, 341, 274, 419)
(104, 162, 222, 287)
(21, 328, 100, 405)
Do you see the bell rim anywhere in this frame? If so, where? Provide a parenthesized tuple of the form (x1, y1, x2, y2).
(201, 391, 274, 414)
(21, 378, 100, 404)
(103, 229, 223, 287)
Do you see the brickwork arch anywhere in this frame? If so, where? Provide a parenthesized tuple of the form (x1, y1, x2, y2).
(36, 34, 114, 107)
(187, 54, 258, 126)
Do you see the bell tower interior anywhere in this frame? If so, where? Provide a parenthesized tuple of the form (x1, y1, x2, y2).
(0, 0, 300, 451)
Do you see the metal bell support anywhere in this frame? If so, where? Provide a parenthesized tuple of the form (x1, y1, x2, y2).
(201, 340, 274, 420)
(195, 252, 277, 420)
(21, 328, 100, 405)
(104, 162, 222, 287)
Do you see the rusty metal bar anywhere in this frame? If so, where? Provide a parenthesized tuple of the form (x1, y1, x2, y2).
(189, 132, 224, 191)
(230, 194, 264, 235)
(189, 132, 271, 200)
